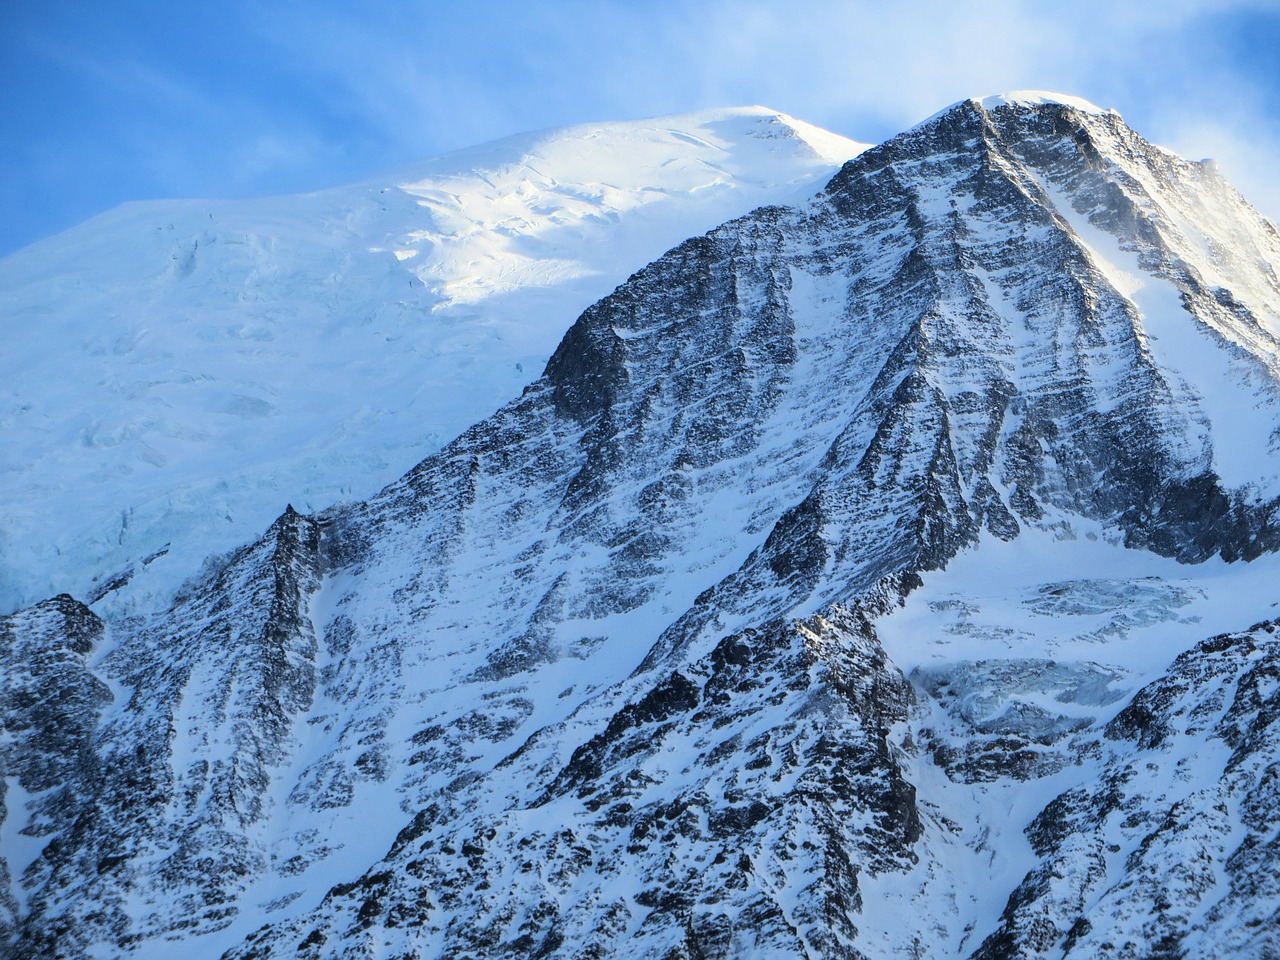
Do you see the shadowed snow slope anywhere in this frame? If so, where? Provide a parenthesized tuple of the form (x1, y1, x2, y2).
(0, 106, 866, 617)
(5, 94, 1280, 959)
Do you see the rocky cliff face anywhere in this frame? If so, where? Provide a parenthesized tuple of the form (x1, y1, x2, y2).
(973, 616, 1280, 960)
(3, 508, 322, 957)
(5, 93, 1280, 959)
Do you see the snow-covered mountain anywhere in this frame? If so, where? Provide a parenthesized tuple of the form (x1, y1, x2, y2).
(5, 92, 1280, 959)
(0, 106, 865, 617)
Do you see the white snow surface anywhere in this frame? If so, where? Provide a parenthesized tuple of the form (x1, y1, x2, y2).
(0, 106, 867, 617)
(879, 524, 1280, 684)
(976, 90, 1111, 115)
(913, 90, 1111, 132)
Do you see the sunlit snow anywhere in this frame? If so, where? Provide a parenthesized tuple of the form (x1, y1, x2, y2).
(0, 107, 867, 617)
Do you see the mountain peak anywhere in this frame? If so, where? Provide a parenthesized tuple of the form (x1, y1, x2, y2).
(909, 90, 1114, 135)
(970, 89, 1111, 114)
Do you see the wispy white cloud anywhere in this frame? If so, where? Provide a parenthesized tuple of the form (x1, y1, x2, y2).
(1160, 115, 1280, 225)
(231, 0, 1280, 218)
(3, 0, 1277, 255)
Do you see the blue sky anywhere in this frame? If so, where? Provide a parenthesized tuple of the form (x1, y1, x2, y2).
(2, 0, 1279, 257)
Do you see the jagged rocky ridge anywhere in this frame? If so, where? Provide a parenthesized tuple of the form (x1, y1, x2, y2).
(4, 93, 1280, 958)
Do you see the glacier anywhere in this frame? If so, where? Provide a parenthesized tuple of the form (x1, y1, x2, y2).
(0, 106, 866, 619)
